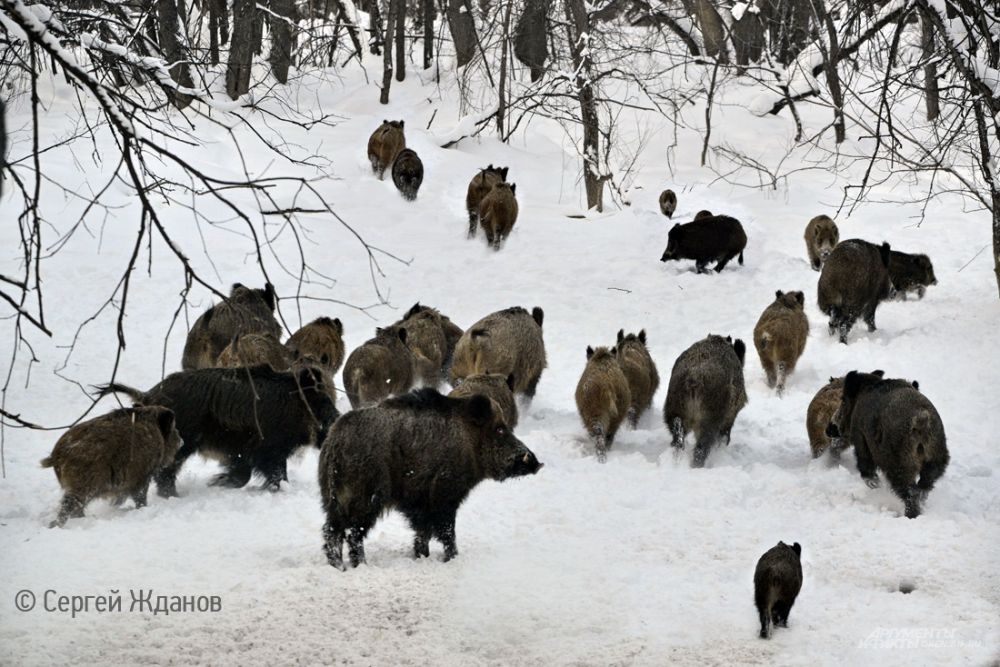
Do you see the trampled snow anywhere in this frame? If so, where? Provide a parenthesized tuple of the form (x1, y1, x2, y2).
(1, 59, 998, 666)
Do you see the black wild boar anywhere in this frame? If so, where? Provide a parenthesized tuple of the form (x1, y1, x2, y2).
(615, 329, 659, 428)
(466, 165, 509, 237)
(479, 182, 519, 250)
(659, 189, 677, 218)
(448, 373, 518, 429)
(286, 316, 345, 375)
(660, 215, 747, 273)
(663, 334, 748, 467)
(97, 365, 338, 496)
(694, 210, 714, 220)
(394, 303, 463, 387)
(817, 239, 894, 344)
(367, 119, 405, 179)
(754, 541, 803, 639)
(827, 371, 949, 518)
(753, 290, 809, 395)
(449, 306, 546, 400)
(804, 214, 840, 271)
(182, 283, 281, 371)
(216, 332, 291, 370)
(575, 346, 631, 462)
(392, 148, 424, 200)
(318, 388, 542, 569)
(887, 250, 937, 300)
(342, 326, 415, 409)
(41, 406, 180, 528)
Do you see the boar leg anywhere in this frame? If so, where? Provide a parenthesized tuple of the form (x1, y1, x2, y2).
(467, 212, 478, 238)
(626, 407, 638, 430)
(862, 306, 878, 332)
(592, 425, 608, 463)
(772, 601, 790, 627)
(131, 480, 150, 509)
(433, 512, 459, 562)
(691, 429, 718, 468)
(322, 520, 346, 570)
(915, 458, 947, 498)
(155, 436, 201, 498)
(714, 252, 737, 272)
(668, 417, 685, 450)
(758, 603, 772, 639)
(413, 530, 432, 559)
(522, 374, 541, 404)
(853, 437, 879, 488)
(695, 260, 709, 274)
(50, 494, 86, 528)
(209, 458, 253, 489)
(347, 527, 368, 567)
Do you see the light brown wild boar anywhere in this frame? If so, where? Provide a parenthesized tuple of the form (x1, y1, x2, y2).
(342, 326, 415, 409)
(216, 332, 291, 370)
(614, 329, 659, 428)
(367, 120, 405, 180)
(659, 189, 677, 218)
(449, 373, 518, 429)
(804, 215, 840, 271)
(41, 406, 180, 527)
(806, 375, 854, 459)
(181, 283, 281, 371)
(479, 183, 519, 250)
(753, 291, 809, 395)
(449, 306, 546, 400)
(576, 346, 632, 463)
(286, 317, 345, 375)
(395, 303, 463, 387)
(466, 165, 509, 237)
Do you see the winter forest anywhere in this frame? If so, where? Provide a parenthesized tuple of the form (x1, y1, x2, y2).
(0, 0, 998, 664)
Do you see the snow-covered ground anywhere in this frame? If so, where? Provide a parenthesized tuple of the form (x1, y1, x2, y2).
(1, 62, 999, 666)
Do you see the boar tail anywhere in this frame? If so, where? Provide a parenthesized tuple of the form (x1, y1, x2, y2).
(93, 382, 145, 404)
(40, 457, 53, 468)
(910, 410, 933, 458)
(759, 331, 771, 350)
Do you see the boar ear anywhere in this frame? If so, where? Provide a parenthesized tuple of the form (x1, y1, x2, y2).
(506, 374, 515, 391)
(155, 408, 176, 440)
(397, 328, 408, 344)
(500, 167, 509, 180)
(911, 380, 919, 390)
(510, 183, 517, 196)
(262, 283, 277, 310)
(333, 318, 343, 335)
(732, 339, 746, 366)
(792, 542, 802, 557)
(586, 346, 594, 359)
(230, 283, 246, 295)
(843, 371, 864, 398)
(617, 329, 624, 343)
(531, 307, 544, 328)
(671, 223, 680, 231)
(872, 369, 885, 378)
(879, 242, 891, 267)
(465, 394, 493, 427)
(399, 120, 404, 129)
(405, 302, 421, 318)
(639, 330, 646, 344)
(794, 291, 805, 306)
(775, 290, 783, 299)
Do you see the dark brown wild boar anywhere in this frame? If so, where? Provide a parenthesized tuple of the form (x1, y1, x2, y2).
(806, 375, 851, 459)
(817, 239, 894, 344)
(615, 329, 659, 428)
(449, 306, 546, 400)
(394, 303, 461, 387)
(342, 326, 415, 409)
(575, 346, 631, 462)
(659, 189, 677, 218)
(887, 250, 937, 300)
(318, 389, 542, 569)
(216, 332, 291, 370)
(804, 214, 839, 271)
(181, 283, 281, 371)
(41, 406, 180, 527)
(660, 215, 747, 273)
(466, 165, 509, 237)
(367, 120, 405, 179)
(392, 148, 424, 200)
(448, 372, 518, 429)
(286, 317, 345, 375)
(479, 182, 519, 250)
(754, 541, 803, 639)
(753, 290, 809, 395)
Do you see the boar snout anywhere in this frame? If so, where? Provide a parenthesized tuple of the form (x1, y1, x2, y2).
(505, 442, 543, 478)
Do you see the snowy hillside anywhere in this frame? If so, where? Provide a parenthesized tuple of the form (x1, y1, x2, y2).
(1, 63, 999, 666)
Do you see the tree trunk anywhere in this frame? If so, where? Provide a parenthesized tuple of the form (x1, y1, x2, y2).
(334, 0, 364, 60)
(445, 0, 478, 67)
(423, 0, 434, 68)
(381, 0, 398, 103)
(731, 8, 766, 69)
(369, 1, 383, 55)
(811, 0, 845, 142)
(395, 0, 406, 81)
(565, 0, 603, 211)
(920, 10, 940, 121)
(514, 0, 549, 81)
(682, 0, 729, 63)
(497, 0, 514, 135)
(157, 0, 194, 108)
(269, 0, 297, 84)
(226, 0, 255, 99)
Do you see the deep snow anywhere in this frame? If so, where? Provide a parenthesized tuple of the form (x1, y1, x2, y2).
(1, 58, 999, 666)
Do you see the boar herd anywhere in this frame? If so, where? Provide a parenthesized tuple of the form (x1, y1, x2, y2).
(35, 141, 952, 640)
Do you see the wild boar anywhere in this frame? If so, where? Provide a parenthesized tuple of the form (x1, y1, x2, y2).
(694, 210, 714, 220)
(466, 165, 509, 237)
(367, 119, 405, 179)
(394, 303, 461, 387)
(807, 375, 850, 459)
(804, 214, 839, 271)
(97, 365, 338, 496)
(216, 332, 291, 370)
(817, 239, 894, 344)
(449, 306, 546, 400)
(575, 346, 631, 462)
(181, 282, 281, 371)
(286, 317, 345, 375)
(754, 541, 803, 639)
(392, 148, 424, 200)
(479, 182, 519, 250)
(659, 189, 677, 218)
(827, 371, 949, 518)
(448, 372, 518, 429)
(41, 406, 180, 527)
(663, 334, 748, 467)
(615, 329, 659, 428)
(318, 389, 542, 569)
(342, 326, 415, 409)
(888, 250, 937, 300)
(660, 215, 747, 273)
(753, 290, 809, 395)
